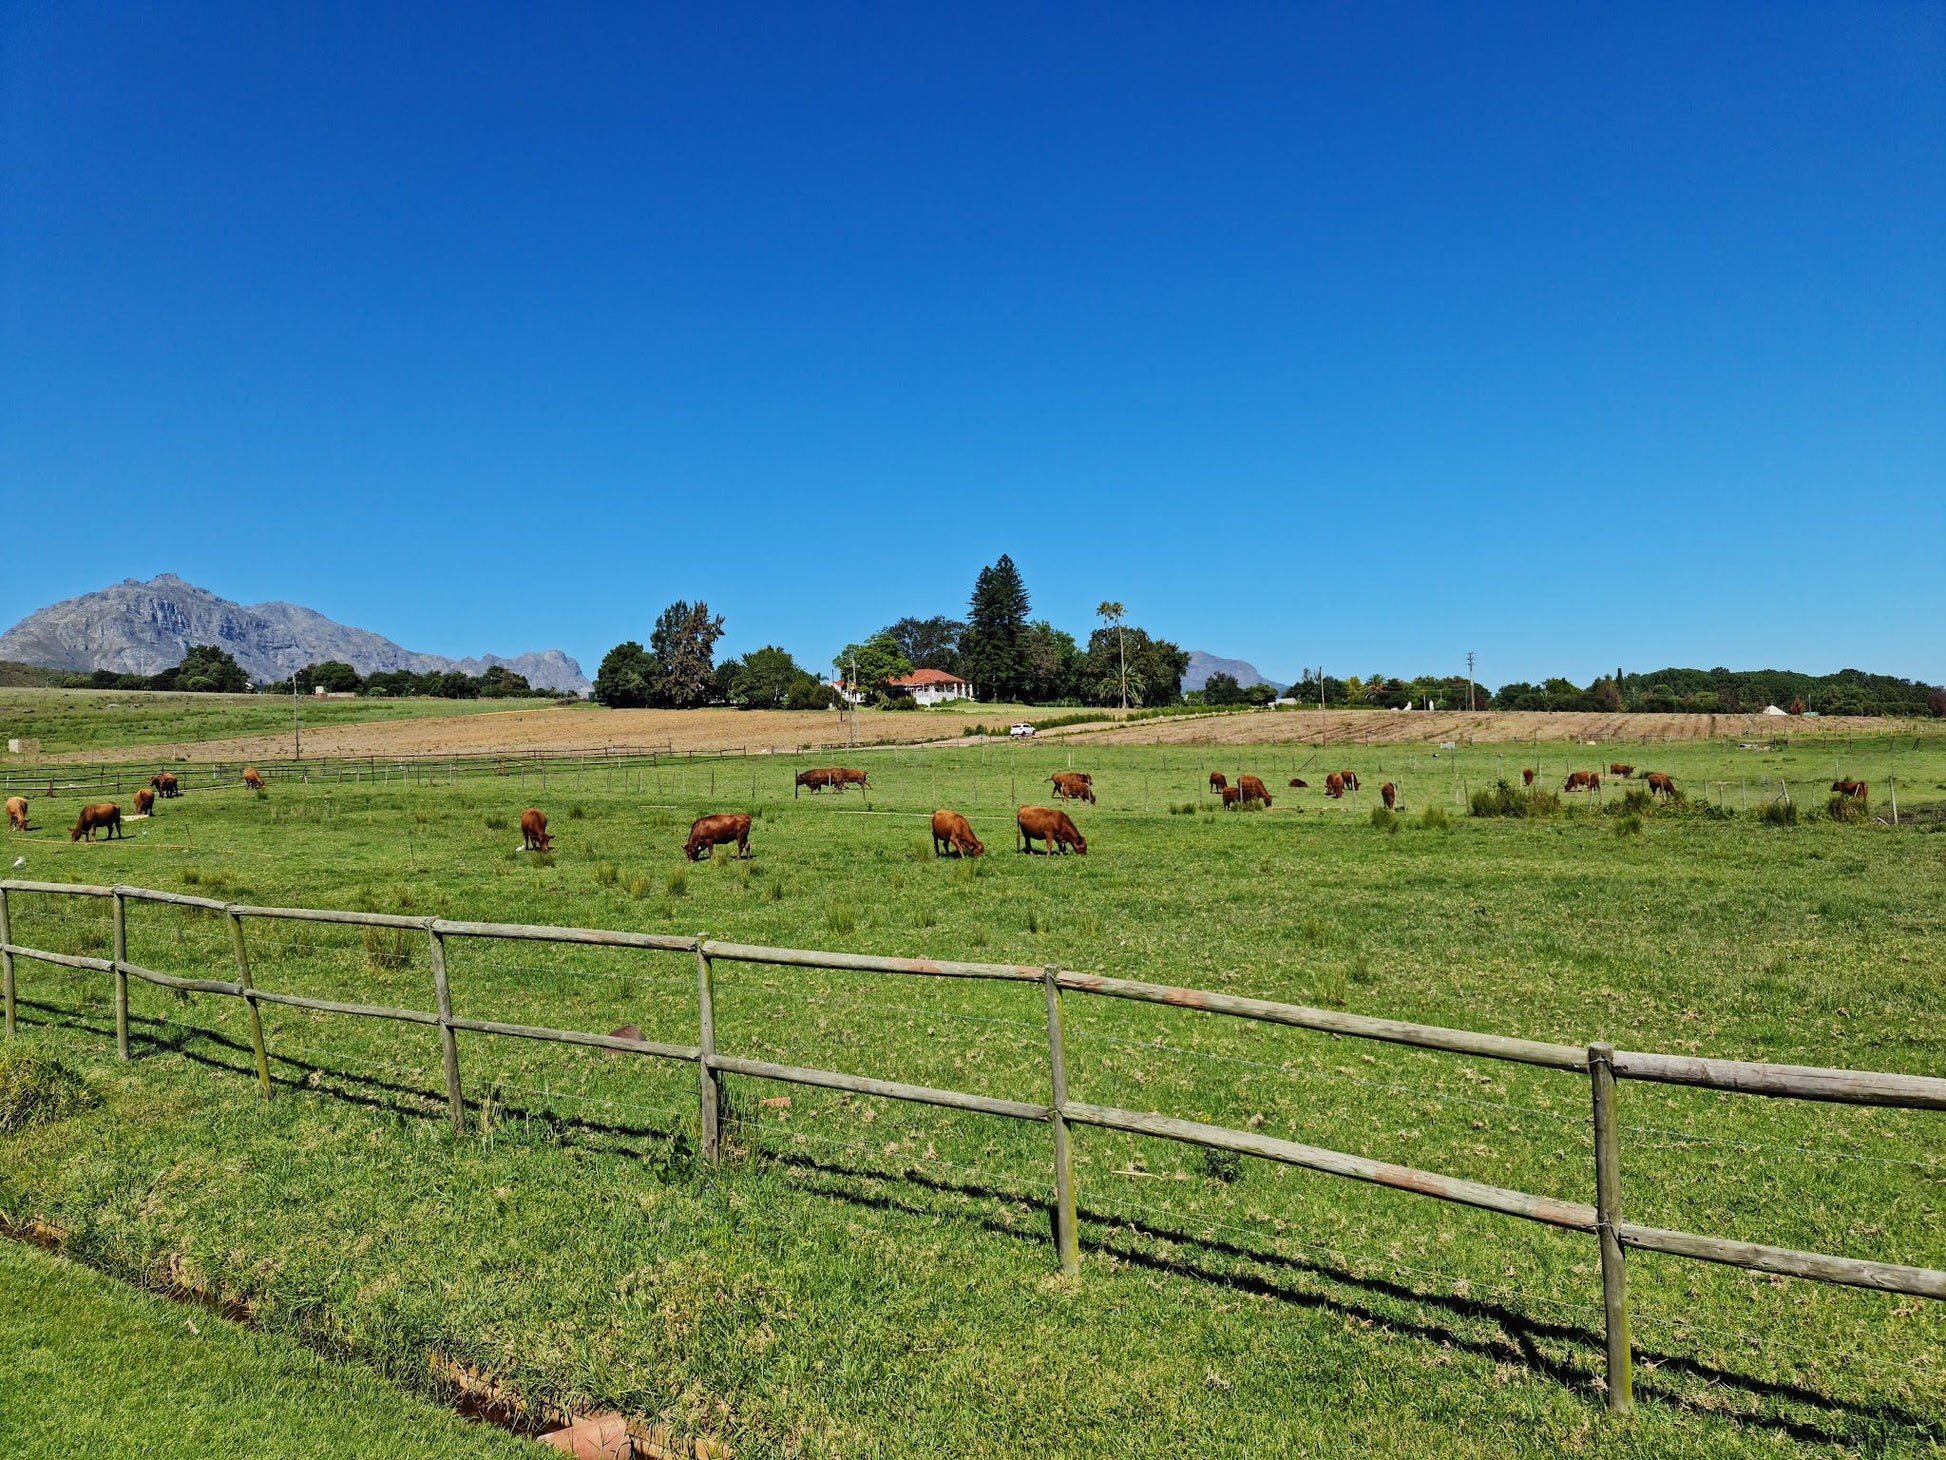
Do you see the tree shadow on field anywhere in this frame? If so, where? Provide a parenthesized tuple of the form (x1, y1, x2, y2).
(16, 1000, 1942, 1450)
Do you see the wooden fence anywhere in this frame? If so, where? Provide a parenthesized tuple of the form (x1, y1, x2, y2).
(3, 877, 1942, 1414)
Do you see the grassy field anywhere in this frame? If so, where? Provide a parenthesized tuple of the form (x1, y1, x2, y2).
(0, 687, 543, 757)
(0, 1239, 534, 1459)
(2, 733, 1942, 1457)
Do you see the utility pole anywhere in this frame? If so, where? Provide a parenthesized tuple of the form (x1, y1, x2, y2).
(292, 670, 302, 760)
(1466, 651, 1477, 713)
(848, 651, 858, 747)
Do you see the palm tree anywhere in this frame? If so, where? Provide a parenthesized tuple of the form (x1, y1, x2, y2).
(1097, 602, 1128, 710)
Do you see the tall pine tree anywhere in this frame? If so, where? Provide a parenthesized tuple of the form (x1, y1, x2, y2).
(960, 554, 1030, 702)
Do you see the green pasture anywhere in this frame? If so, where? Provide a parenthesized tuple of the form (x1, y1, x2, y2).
(0, 687, 545, 756)
(0, 1239, 534, 1459)
(1, 734, 1943, 1457)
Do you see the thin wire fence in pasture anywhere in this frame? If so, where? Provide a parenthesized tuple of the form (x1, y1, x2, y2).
(2, 876, 1943, 1420)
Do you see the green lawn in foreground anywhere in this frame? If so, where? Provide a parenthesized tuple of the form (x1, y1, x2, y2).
(0, 1240, 533, 1460)
(1, 734, 1942, 1458)
(0, 687, 542, 756)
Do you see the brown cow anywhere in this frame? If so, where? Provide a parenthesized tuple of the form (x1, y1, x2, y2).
(1016, 805, 1086, 855)
(70, 803, 122, 842)
(685, 812, 752, 861)
(134, 788, 156, 816)
(1831, 779, 1868, 801)
(1288, 778, 1308, 789)
(1646, 772, 1677, 798)
(1049, 772, 1096, 804)
(520, 808, 553, 851)
(1610, 764, 1634, 778)
(1340, 771, 1360, 792)
(1324, 772, 1345, 799)
(931, 809, 985, 858)
(1563, 771, 1600, 793)
(1521, 768, 1535, 787)
(5, 796, 27, 832)
(1380, 782, 1397, 810)
(1238, 775, 1272, 808)
(833, 768, 870, 792)
(242, 767, 265, 791)
(1209, 772, 1227, 795)
(151, 772, 180, 798)
(794, 768, 837, 796)
(1220, 785, 1242, 809)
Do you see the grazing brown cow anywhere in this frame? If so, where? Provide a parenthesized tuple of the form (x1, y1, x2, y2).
(1646, 772, 1677, 798)
(1831, 779, 1868, 801)
(931, 809, 985, 858)
(1563, 770, 1600, 793)
(1220, 785, 1242, 808)
(133, 788, 156, 816)
(1521, 768, 1535, 787)
(685, 813, 752, 861)
(1238, 775, 1272, 807)
(1610, 764, 1634, 778)
(1049, 772, 1096, 804)
(5, 796, 27, 832)
(1209, 772, 1227, 795)
(1016, 805, 1086, 856)
(150, 773, 180, 798)
(242, 767, 265, 791)
(1324, 772, 1346, 799)
(1380, 782, 1397, 810)
(833, 768, 870, 793)
(1288, 778, 1308, 789)
(1340, 771, 1360, 792)
(794, 768, 837, 796)
(520, 808, 553, 851)
(70, 803, 122, 842)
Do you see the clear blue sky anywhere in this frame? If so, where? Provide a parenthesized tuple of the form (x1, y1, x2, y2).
(5, 3, 1941, 689)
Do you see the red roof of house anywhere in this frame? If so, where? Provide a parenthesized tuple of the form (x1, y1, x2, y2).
(886, 668, 970, 687)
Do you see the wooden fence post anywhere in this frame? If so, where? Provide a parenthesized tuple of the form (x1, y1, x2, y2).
(697, 936, 720, 1163)
(1, 886, 14, 1040)
(228, 911, 272, 1100)
(112, 887, 129, 1062)
(1589, 1041, 1633, 1413)
(1044, 964, 1079, 1276)
(427, 923, 465, 1134)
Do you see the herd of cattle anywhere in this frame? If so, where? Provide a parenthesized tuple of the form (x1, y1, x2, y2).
(7, 757, 1876, 866)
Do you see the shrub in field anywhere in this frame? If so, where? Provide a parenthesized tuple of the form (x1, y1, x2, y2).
(826, 905, 858, 936)
(665, 869, 689, 898)
(592, 861, 619, 887)
(1619, 787, 1653, 815)
(1419, 806, 1450, 831)
(363, 926, 413, 972)
(0, 1049, 99, 1132)
(1169, 801, 1197, 815)
(626, 873, 654, 900)
(1025, 908, 1050, 934)
(1826, 793, 1868, 824)
(1758, 799, 1798, 826)
(1470, 781, 1561, 818)
(1200, 1147, 1243, 1183)
(1614, 813, 1644, 838)
(764, 879, 785, 902)
(1370, 806, 1400, 834)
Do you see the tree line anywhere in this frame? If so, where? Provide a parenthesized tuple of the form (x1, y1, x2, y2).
(1296, 667, 1945, 717)
(54, 646, 556, 700)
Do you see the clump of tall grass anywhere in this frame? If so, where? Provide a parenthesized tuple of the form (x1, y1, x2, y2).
(483, 814, 507, 831)
(1470, 781, 1561, 819)
(591, 861, 620, 887)
(0, 1049, 100, 1132)
(1614, 813, 1644, 838)
(665, 869, 689, 898)
(1758, 799, 1798, 827)
(826, 905, 858, 937)
(363, 926, 414, 972)
(1419, 807, 1450, 831)
(1370, 806, 1400, 834)
(1825, 793, 1867, 824)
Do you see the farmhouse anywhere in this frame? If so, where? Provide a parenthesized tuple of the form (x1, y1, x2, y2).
(885, 667, 974, 706)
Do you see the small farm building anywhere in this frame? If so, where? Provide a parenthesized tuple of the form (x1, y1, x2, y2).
(885, 668, 974, 706)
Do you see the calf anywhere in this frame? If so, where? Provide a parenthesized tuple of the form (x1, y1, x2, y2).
(1340, 770, 1360, 792)
(1221, 785, 1243, 809)
(1324, 772, 1345, 799)
(1831, 779, 1868, 801)
(931, 809, 985, 858)
(134, 788, 156, 816)
(1563, 770, 1600, 793)
(1609, 764, 1634, 778)
(70, 803, 123, 842)
(1238, 774, 1271, 807)
(1017, 805, 1086, 855)
(520, 808, 553, 851)
(1288, 778, 1308, 789)
(242, 767, 266, 791)
(1209, 772, 1228, 795)
(1049, 771, 1096, 804)
(833, 768, 870, 793)
(685, 812, 753, 861)
(1521, 768, 1535, 787)
(5, 796, 27, 832)
(1646, 772, 1677, 798)
(151, 773, 180, 798)
(1380, 782, 1397, 810)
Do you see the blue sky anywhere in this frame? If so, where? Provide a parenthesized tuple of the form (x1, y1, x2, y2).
(4, 3, 1941, 689)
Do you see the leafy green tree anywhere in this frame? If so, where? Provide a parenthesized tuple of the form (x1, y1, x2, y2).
(1079, 627, 1187, 707)
(295, 661, 362, 694)
(1204, 672, 1245, 706)
(786, 673, 837, 711)
(161, 644, 251, 693)
(1243, 683, 1279, 706)
(1097, 602, 1128, 709)
(725, 645, 803, 710)
(960, 555, 1030, 702)
(477, 665, 533, 697)
(833, 635, 913, 697)
(650, 601, 727, 707)
(594, 641, 659, 709)
(1020, 621, 1080, 703)
(880, 616, 964, 675)
(433, 670, 479, 699)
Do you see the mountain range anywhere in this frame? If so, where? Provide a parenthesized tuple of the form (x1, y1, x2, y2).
(0, 575, 590, 694)
(1182, 650, 1278, 693)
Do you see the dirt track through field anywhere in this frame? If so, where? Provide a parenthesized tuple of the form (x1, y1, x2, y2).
(1068, 709, 1912, 748)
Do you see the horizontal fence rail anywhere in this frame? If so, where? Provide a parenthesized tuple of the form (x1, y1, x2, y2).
(1, 879, 1941, 1415)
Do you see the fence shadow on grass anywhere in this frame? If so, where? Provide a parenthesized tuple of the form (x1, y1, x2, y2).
(12, 1000, 1942, 1450)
